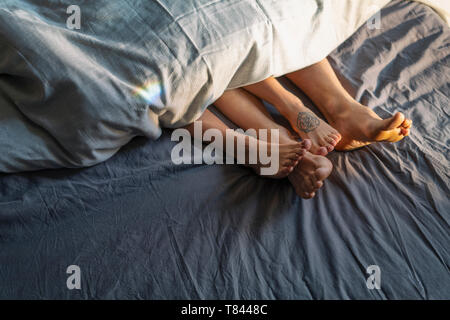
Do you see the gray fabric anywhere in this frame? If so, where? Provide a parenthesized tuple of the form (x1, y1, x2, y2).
(0, 0, 449, 299)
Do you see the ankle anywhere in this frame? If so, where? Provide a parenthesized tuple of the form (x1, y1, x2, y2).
(320, 96, 357, 120)
(277, 95, 307, 118)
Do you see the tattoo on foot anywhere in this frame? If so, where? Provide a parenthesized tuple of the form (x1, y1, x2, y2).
(297, 112, 320, 133)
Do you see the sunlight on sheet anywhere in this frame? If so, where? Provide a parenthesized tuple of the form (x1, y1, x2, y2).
(133, 80, 162, 104)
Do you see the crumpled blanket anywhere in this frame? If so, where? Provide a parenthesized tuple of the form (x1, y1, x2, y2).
(0, 0, 446, 172)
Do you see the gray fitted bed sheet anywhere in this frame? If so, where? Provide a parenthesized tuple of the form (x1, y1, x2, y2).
(0, 0, 449, 299)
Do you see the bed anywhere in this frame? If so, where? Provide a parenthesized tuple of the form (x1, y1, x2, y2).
(0, 0, 449, 299)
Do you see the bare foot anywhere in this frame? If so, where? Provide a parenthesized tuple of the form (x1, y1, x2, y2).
(247, 139, 312, 179)
(281, 99, 342, 156)
(288, 152, 333, 199)
(327, 101, 412, 151)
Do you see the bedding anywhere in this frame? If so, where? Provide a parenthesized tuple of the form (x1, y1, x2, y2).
(0, 0, 449, 299)
(0, 0, 448, 172)
(0, 0, 398, 172)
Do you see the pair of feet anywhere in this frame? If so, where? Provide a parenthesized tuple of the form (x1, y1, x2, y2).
(250, 99, 412, 199)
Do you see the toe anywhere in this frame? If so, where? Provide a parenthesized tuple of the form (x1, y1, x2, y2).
(301, 139, 312, 150)
(280, 167, 290, 176)
(383, 112, 405, 130)
(309, 169, 324, 191)
(306, 192, 316, 199)
(328, 136, 339, 146)
(325, 136, 337, 146)
(291, 142, 307, 156)
(286, 153, 298, 161)
(324, 137, 336, 152)
(297, 149, 306, 157)
(301, 192, 313, 199)
(315, 146, 328, 156)
(315, 180, 323, 190)
(402, 119, 412, 129)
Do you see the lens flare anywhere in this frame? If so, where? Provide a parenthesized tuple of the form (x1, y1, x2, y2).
(133, 80, 162, 104)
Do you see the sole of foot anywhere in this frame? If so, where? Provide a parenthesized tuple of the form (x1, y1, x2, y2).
(288, 152, 333, 199)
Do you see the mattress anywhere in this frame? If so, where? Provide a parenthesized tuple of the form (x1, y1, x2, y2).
(0, 0, 449, 299)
